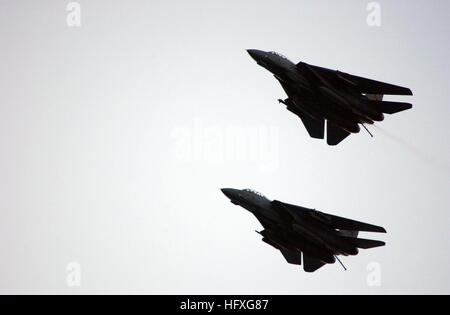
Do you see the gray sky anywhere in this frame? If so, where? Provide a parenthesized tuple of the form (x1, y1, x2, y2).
(0, 0, 449, 294)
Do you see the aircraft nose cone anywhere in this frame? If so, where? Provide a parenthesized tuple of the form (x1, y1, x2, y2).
(220, 188, 234, 199)
(246, 49, 265, 62)
(221, 188, 241, 205)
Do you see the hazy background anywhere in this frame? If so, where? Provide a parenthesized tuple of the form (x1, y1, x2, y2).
(0, 0, 449, 294)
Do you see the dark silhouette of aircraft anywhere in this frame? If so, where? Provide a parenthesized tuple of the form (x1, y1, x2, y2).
(247, 49, 413, 145)
(221, 188, 386, 272)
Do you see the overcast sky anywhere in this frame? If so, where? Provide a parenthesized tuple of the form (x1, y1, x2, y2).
(0, 0, 449, 294)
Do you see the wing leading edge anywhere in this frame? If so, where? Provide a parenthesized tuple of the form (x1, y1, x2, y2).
(311, 210, 387, 233)
(273, 201, 386, 233)
(296, 62, 413, 96)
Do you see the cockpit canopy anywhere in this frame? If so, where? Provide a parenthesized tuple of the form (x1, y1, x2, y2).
(268, 51, 288, 59)
(243, 188, 269, 200)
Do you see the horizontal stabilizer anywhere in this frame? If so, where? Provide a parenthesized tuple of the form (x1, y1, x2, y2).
(368, 100, 412, 114)
(344, 237, 386, 249)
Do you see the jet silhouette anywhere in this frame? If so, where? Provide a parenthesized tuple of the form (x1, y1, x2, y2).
(247, 49, 413, 145)
(221, 188, 386, 272)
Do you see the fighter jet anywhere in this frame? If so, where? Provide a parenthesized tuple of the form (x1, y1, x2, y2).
(247, 49, 413, 145)
(221, 188, 386, 272)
